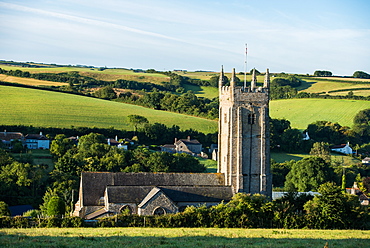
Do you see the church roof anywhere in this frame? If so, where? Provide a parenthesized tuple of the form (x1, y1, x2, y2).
(81, 172, 225, 206)
(105, 185, 233, 205)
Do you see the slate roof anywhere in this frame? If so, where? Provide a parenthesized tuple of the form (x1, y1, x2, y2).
(106, 185, 233, 204)
(81, 172, 225, 206)
(0, 132, 24, 141)
(25, 134, 48, 140)
(176, 139, 201, 146)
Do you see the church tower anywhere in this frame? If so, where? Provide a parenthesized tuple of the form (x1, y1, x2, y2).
(218, 67, 272, 198)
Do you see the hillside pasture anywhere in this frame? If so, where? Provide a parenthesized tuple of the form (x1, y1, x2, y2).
(182, 83, 219, 99)
(0, 65, 170, 84)
(0, 227, 368, 248)
(297, 78, 370, 95)
(0, 86, 217, 134)
(0, 74, 67, 86)
(270, 98, 370, 130)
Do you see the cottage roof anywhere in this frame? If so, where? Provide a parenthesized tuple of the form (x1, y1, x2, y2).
(0, 132, 24, 141)
(25, 134, 48, 140)
(362, 157, 370, 162)
(81, 172, 225, 206)
(176, 139, 201, 146)
(331, 144, 347, 149)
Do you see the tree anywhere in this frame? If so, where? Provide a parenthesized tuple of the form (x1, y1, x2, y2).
(172, 153, 206, 173)
(127, 115, 149, 135)
(280, 128, 304, 152)
(354, 109, 370, 125)
(284, 157, 334, 192)
(310, 142, 331, 163)
(47, 195, 66, 217)
(93, 86, 117, 99)
(0, 201, 10, 216)
(304, 182, 366, 229)
(314, 70, 332, 77)
(77, 133, 106, 158)
(50, 134, 75, 158)
(353, 71, 370, 79)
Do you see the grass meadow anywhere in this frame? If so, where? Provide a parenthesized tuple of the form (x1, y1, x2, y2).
(1, 86, 369, 133)
(182, 83, 219, 99)
(269, 98, 370, 130)
(0, 65, 170, 84)
(0, 86, 218, 134)
(0, 227, 368, 248)
(297, 77, 370, 95)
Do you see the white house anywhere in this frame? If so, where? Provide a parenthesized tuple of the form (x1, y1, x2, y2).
(362, 157, 370, 165)
(331, 142, 353, 155)
(25, 132, 50, 149)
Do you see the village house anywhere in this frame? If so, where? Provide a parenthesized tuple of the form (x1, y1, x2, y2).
(362, 157, 370, 165)
(347, 182, 370, 206)
(331, 142, 353, 155)
(0, 130, 25, 149)
(25, 132, 50, 149)
(160, 136, 202, 156)
(174, 136, 202, 155)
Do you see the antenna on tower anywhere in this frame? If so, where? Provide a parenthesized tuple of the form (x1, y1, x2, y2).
(244, 43, 247, 90)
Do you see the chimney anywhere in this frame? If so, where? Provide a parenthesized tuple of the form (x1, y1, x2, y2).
(4, 130, 6, 136)
(174, 138, 177, 143)
(115, 135, 118, 141)
(40, 131, 43, 136)
(187, 136, 191, 141)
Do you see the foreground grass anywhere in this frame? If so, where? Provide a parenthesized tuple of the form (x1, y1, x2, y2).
(0, 227, 368, 248)
(0, 86, 217, 134)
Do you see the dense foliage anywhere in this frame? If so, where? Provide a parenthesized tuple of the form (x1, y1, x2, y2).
(1, 187, 369, 229)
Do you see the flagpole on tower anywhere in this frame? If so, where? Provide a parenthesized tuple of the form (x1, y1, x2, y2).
(244, 43, 247, 89)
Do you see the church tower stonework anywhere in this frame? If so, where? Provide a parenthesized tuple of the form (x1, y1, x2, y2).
(218, 67, 272, 198)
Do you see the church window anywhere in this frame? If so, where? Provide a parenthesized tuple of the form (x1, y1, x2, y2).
(248, 114, 256, 124)
(119, 205, 132, 215)
(153, 207, 166, 215)
(224, 113, 227, 123)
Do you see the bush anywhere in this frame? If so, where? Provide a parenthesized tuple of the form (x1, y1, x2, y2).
(61, 216, 84, 227)
(0, 201, 10, 216)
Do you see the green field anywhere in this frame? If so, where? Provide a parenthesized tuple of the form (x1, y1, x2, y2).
(182, 83, 219, 99)
(0, 65, 170, 84)
(0, 86, 217, 134)
(271, 152, 361, 165)
(1, 86, 369, 133)
(297, 78, 370, 94)
(270, 98, 370, 130)
(0, 227, 368, 248)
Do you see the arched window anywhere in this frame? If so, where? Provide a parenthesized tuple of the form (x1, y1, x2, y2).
(153, 207, 166, 216)
(119, 205, 132, 215)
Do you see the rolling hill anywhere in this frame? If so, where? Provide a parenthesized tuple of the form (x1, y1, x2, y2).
(1, 85, 368, 133)
(0, 85, 218, 134)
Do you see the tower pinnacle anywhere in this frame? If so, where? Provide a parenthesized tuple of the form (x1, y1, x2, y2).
(230, 68, 237, 88)
(219, 65, 226, 88)
(251, 68, 257, 90)
(264, 68, 270, 88)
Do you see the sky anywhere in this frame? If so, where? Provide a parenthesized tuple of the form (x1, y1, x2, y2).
(0, 0, 369, 75)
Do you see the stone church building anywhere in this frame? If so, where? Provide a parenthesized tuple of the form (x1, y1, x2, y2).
(73, 68, 272, 219)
